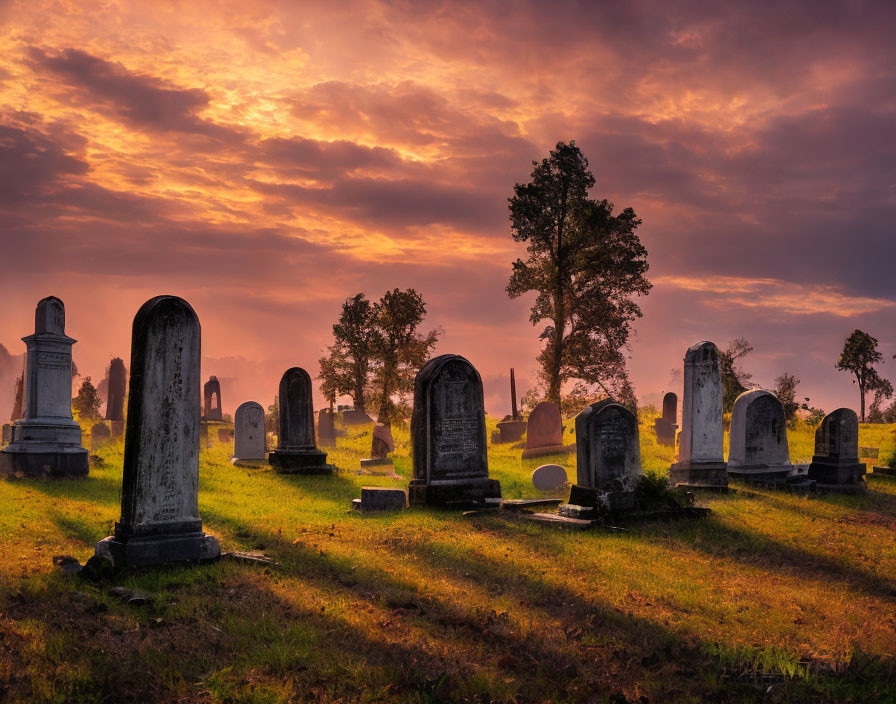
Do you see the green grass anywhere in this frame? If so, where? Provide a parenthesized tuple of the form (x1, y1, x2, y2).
(0, 415, 894, 702)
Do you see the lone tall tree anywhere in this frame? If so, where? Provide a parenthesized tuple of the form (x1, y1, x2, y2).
(836, 329, 887, 421)
(507, 141, 650, 406)
(318, 294, 376, 412)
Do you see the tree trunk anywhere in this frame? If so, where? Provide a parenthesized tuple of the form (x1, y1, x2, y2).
(548, 293, 565, 408)
(860, 385, 866, 422)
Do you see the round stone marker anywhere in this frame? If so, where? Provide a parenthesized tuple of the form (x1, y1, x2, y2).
(532, 464, 568, 491)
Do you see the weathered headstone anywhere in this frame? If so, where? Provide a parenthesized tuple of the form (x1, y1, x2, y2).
(268, 367, 334, 474)
(90, 422, 111, 452)
(105, 357, 126, 421)
(565, 399, 642, 513)
(10, 373, 23, 420)
(521, 401, 564, 458)
(342, 408, 374, 426)
(669, 342, 728, 488)
(0, 297, 89, 478)
(353, 486, 407, 513)
(94, 295, 220, 568)
(203, 376, 223, 421)
(807, 408, 866, 492)
(361, 423, 395, 472)
(496, 367, 527, 443)
(654, 392, 678, 446)
(408, 354, 501, 507)
(532, 463, 568, 491)
(727, 389, 792, 483)
(317, 408, 336, 447)
(233, 401, 266, 463)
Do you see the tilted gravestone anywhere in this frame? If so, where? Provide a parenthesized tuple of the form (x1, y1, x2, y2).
(521, 401, 564, 458)
(807, 408, 866, 492)
(361, 423, 395, 473)
(669, 342, 727, 488)
(317, 408, 336, 447)
(565, 399, 642, 513)
(94, 295, 220, 568)
(90, 422, 111, 452)
(409, 354, 500, 507)
(0, 296, 89, 478)
(727, 389, 792, 483)
(654, 392, 678, 446)
(203, 376, 223, 421)
(105, 357, 126, 421)
(268, 367, 334, 474)
(233, 401, 266, 463)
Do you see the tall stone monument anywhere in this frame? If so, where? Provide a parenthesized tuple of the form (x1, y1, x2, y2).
(268, 367, 334, 473)
(94, 295, 220, 567)
(409, 354, 501, 507)
(204, 376, 223, 421)
(0, 297, 88, 478)
(317, 408, 336, 447)
(727, 389, 792, 483)
(669, 342, 728, 488)
(807, 408, 866, 492)
(521, 401, 564, 458)
(233, 401, 266, 464)
(564, 399, 642, 514)
(496, 368, 527, 443)
(105, 357, 126, 420)
(654, 392, 678, 446)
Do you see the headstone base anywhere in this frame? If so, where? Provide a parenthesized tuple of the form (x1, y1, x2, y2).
(95, 531, 221, 569)
(0, 447, 89, 478)
(408, 478, 501, 508)
(815, 480, 867, 495)
(231, 457, 267, 468)
(268, 449, 335, 474)
(354, 486, 407, 513)
(496, 420, 527, 443)
(726, 464, 793, 484)
(562, 483, 636, 516)
(807, 460, 866, 486)
(521, 444, 567, 459)
(669, 461, 728, 488)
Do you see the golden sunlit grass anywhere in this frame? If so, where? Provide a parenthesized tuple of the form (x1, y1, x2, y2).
(0, 417, 894, 703)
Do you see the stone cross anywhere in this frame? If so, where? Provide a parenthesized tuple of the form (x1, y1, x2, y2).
(409, 354, 500, 507)
(727, 389, 792, 482)
(233, 401, 266, 462)
(268, 367, 334, 473)
(94, 295, 219, 568)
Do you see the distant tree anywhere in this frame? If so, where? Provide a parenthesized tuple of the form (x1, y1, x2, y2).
(867, 379, 895, 423)
(835, 329, 887, 421)
(72, 376, 102, 422)
(318, 294, 376, 412)
(719, 338, 754, 412)
(773, 372, 800, 422)
(368, 288, 441, 425)
(265, 395, 279, 434)
(506, 141, 651, 408)
(519, 379, 632, 418)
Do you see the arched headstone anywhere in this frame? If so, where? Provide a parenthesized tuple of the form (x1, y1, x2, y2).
(94, 295, 220, 567)
(727, 389, 792, 483)
(409, 354, 500, 507)
(0, 296, 88, 478)
(669, 342, 727, 488)
(268, 367, 334, 474)
(203, 376, 223, 421)
(105, 357, 127, 422)
(807, 408, 866, 492)
(522, 401, 564, 458)
(233, 401, 266, 462)
(654, 391, 678, 446)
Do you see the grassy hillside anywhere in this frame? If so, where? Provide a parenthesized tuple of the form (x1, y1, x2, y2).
(0, 416, 893, 703)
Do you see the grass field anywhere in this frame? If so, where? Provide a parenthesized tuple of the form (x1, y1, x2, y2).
(0, 414, 894, 703)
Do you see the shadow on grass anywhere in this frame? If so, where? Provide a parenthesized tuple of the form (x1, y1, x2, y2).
(13, 473, 122, 509)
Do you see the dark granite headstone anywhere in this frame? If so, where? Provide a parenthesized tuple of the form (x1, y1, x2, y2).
(654, 392, 678, 446)
(408, 354, 500, 507)
(727, 389, 792, 483)
(807, 408, 866, 492)
(670, 342, 728, 488)
(357, 486, 407, 513)
(94, 295, 220, 568)
(90, 422, 111, 452)
(566, 399, 642, 513)
(0, 296, 88, 478)
(521, 401, 564, 458)
(268, 367, 334, 474)
(203, 376, 223, 421)
(105, 357, 127, 421)
(233, 401, 266, 462)
(317, 408, 336, 447)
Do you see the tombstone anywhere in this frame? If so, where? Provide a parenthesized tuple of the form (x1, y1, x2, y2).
(105, 357, 126, 421)
(807, 408, 866, 492)
(564, 399, 642, 514)
(342, 408, 374, 426)
(352, 486, 407, 513)
(654, 392, 678, 446)
(317, 408, 336, 447)
(669, 342, 728, 488)
(203, 376, 223, 421)
(90, 422, 111, 452)
(727, 389, 792, 483)
(521, 401, 564, 458)
(268, 367, 334, 474)
(532, 463, 568, 491)
(94, 295, 220, 568)
(233, 401, 266, 463)
(408, 354, 501, 507)
(0, 297, 89, 478)
(496, 368, 527, 443)
(361, 423, 395, 472)
(10, 373, 23, 420)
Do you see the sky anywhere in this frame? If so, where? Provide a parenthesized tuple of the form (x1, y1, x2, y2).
(1, 0, 894, 419)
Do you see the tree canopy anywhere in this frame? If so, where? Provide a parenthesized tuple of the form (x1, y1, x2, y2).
(835, 329, 888, 422)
